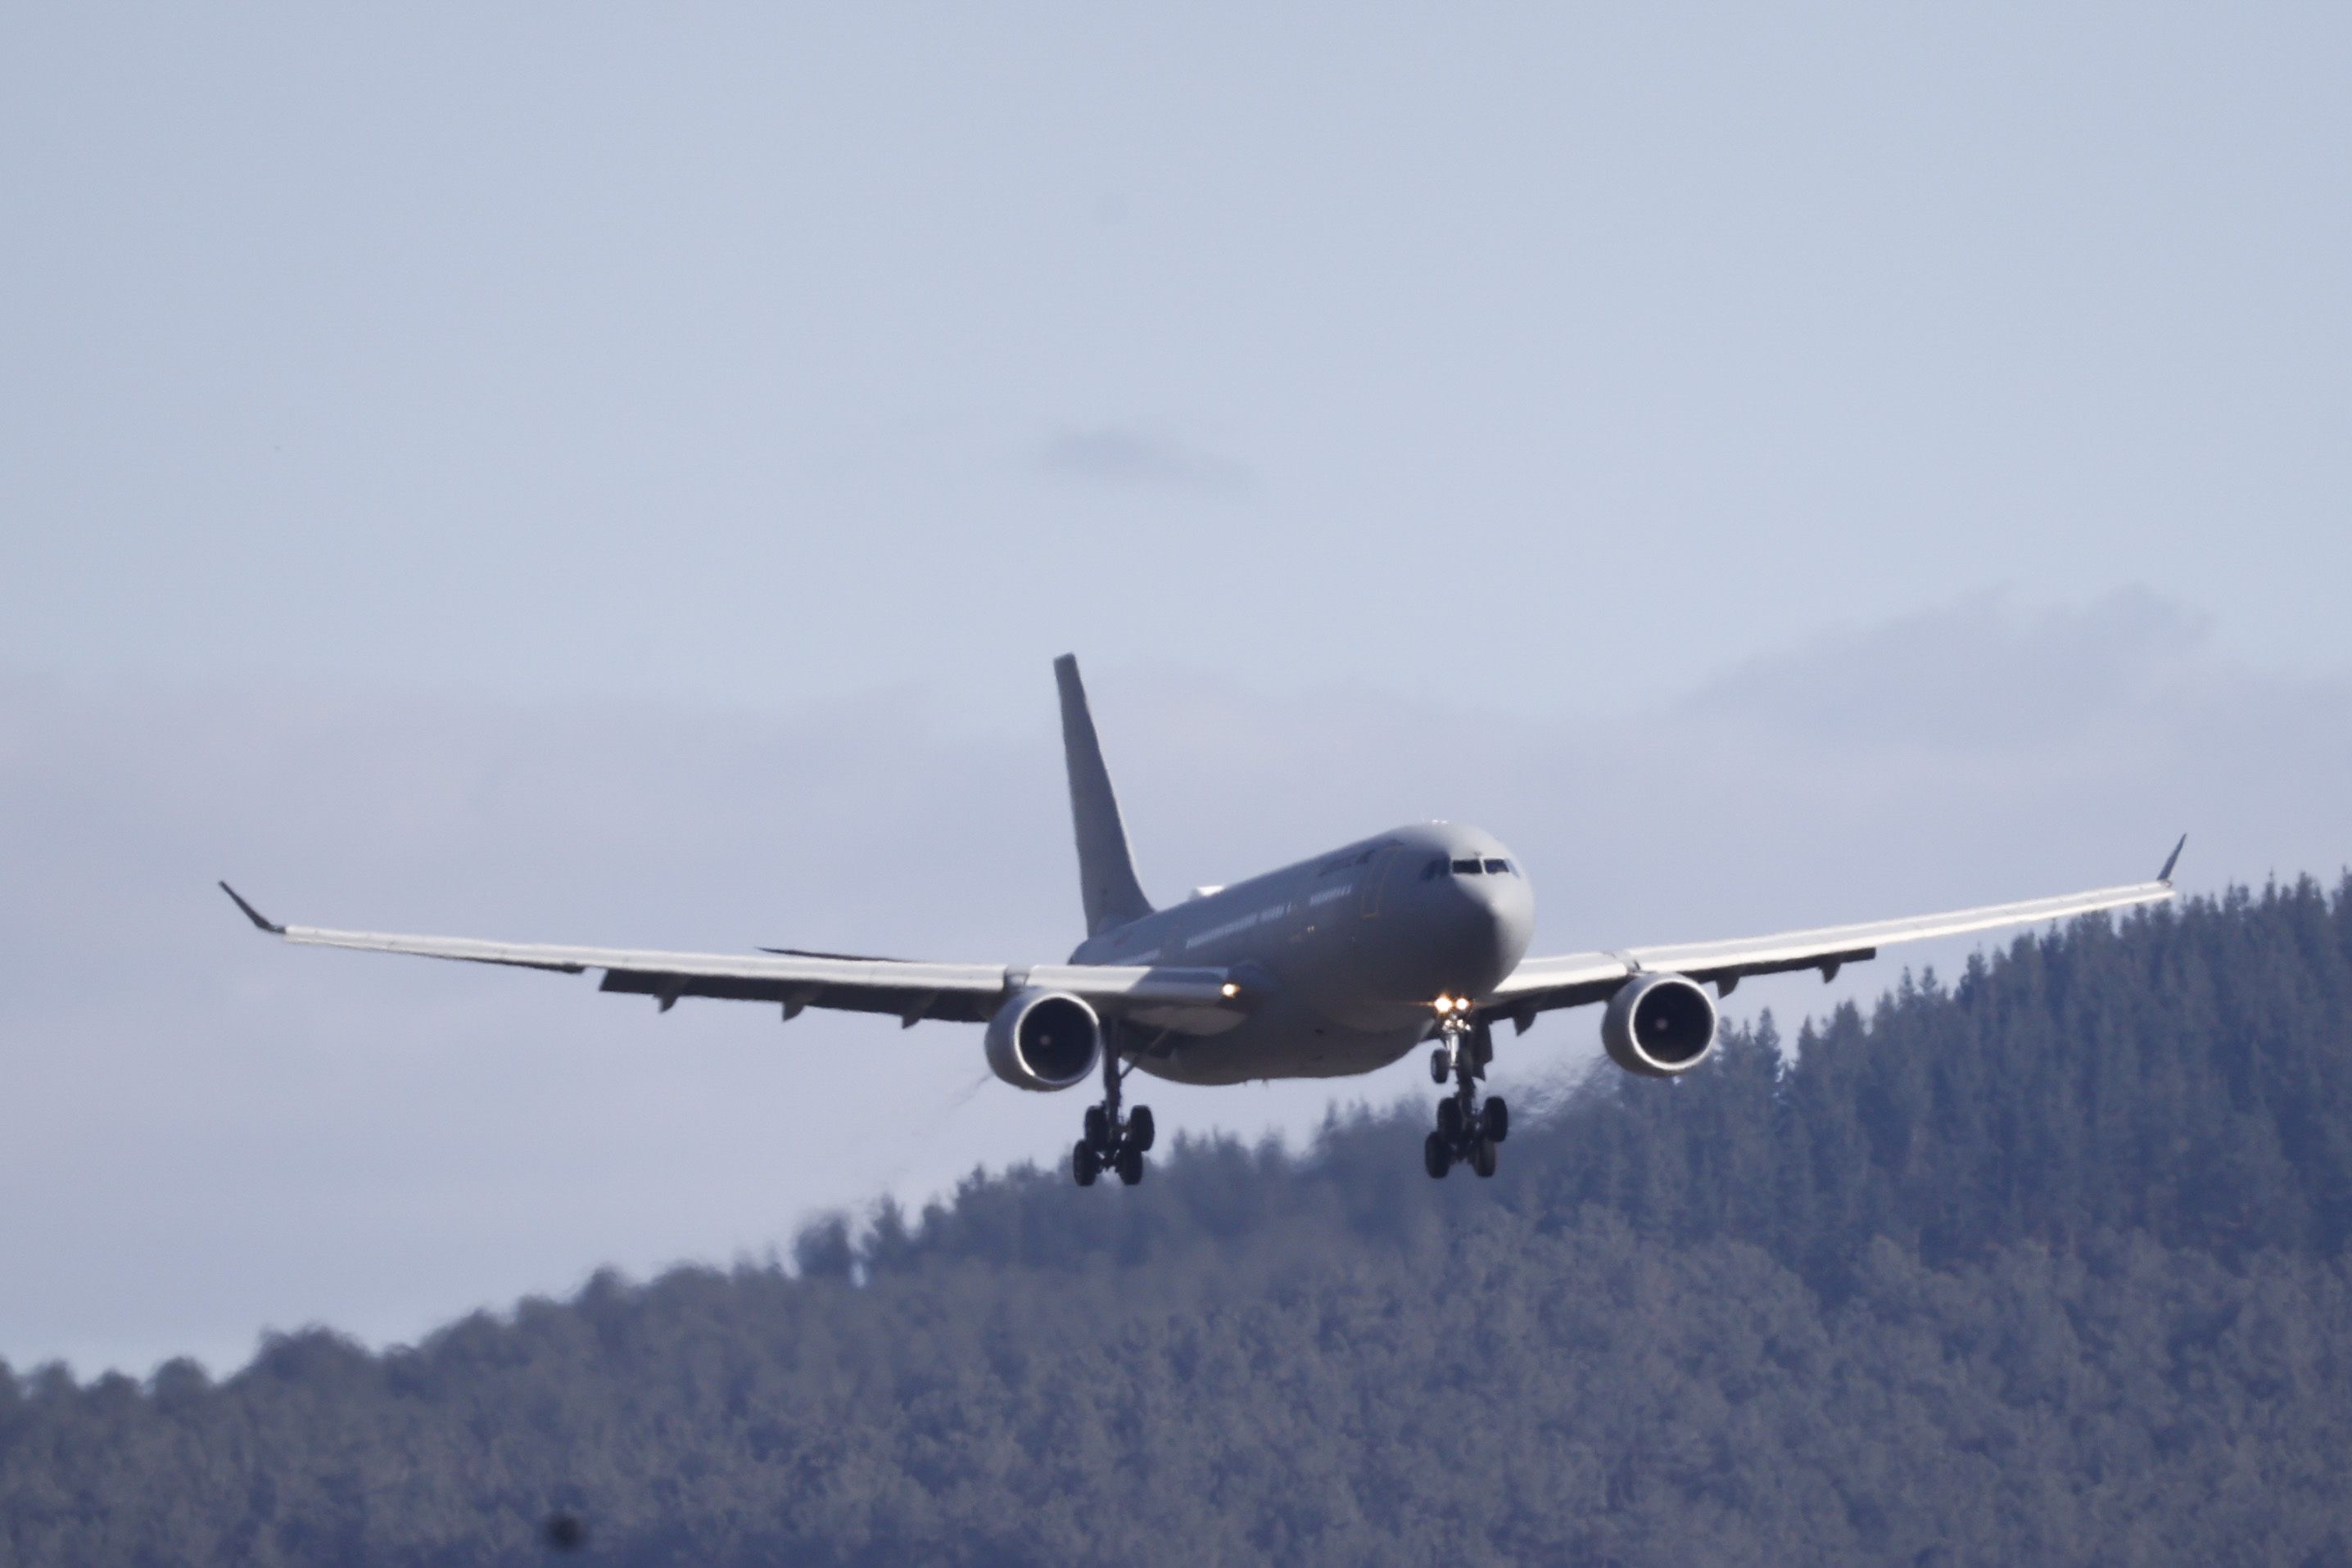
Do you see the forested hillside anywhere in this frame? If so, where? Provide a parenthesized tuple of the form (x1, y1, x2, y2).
(7, 879, 2351, 1566)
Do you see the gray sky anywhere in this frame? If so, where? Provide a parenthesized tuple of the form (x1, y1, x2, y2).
(2, 6, 2346, 1376)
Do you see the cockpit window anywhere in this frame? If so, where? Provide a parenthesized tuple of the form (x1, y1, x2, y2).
(1450, 858, 1483, 874)
(1422, 857, 1446, 880)
(1484, 859, 1511, 875)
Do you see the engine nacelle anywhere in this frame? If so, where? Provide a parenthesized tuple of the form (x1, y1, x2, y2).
(984, 988, 1102, 1091)
(1601, 972, 1718, 1078)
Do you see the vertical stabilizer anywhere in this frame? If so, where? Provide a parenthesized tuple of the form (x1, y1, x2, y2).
(1054, 655, 1154, 937)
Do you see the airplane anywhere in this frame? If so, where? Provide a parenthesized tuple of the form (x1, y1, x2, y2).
(222, 655, 2185, 1186)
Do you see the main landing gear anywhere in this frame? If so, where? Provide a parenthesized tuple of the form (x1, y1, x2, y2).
(1424, 1010, 1507, 1180)
(1072, 1042, 1154, 1188)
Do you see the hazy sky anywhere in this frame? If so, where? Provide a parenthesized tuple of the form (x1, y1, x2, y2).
(2, 5, 2346, 1375)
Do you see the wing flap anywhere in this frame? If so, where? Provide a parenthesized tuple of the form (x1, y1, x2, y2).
(274, 921, 1009, 992)
(1488, 874, 2178, 1020)
(1622, 880, 2173, 978)
(595, 968, 1002, 1023)
(227, 890, 1250, 1029)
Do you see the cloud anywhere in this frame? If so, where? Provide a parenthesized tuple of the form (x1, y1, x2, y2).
(1682, 587, 2213, 751)
(1035, 425, 1253, 495)
(2, 590, 2345, 1377)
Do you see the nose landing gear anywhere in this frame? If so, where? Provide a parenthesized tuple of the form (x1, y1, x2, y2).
(1072, 1040, 1153, 1187)
(1424, 1010, 1506, 1179)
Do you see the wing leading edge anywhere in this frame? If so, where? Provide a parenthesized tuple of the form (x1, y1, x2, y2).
(1486, 838, 2186, 1030)
(217, 884, 1246, 1033)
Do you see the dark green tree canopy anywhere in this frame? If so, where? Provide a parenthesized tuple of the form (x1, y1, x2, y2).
(5, 877, 2350, 1566)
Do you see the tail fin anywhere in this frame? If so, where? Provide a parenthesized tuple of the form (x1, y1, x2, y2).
(1054, 654, 1154, 936)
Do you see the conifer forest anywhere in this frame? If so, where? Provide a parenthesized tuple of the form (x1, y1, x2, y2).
(7, 878, 2352, 1566)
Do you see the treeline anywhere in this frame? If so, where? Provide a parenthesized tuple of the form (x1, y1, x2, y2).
(4, 878, 2350, 1566)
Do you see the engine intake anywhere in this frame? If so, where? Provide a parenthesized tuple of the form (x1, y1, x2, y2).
(1601, 972, 1717, 1078)
(984, 989, 1102, 1091)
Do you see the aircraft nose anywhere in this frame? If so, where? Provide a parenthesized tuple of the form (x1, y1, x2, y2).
(1423, 863, 1533, 996)
(1468, 866, 1534, 965)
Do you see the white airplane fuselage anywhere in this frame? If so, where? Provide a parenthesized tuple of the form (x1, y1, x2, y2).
(1068, 821, 1534, 1084)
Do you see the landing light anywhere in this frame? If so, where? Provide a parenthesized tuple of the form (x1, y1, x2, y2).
(1434, 995, 1456, 1014)
(1220, 982, 1240, 999)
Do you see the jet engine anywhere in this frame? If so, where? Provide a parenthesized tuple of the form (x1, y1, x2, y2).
(1601, 972, 1718, 1078)
(984, 988, 1102, 1091)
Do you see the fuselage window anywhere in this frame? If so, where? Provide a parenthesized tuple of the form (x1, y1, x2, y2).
(1484, 859, 1511, 875)
(1450, 858, 1483, 874)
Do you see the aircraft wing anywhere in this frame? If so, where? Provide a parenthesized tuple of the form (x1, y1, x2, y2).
(217, 884, 1247, 1033)
(1484, 838, 2185, 1029)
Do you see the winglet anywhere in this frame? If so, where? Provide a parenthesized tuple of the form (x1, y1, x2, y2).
(2158, 834, 2187, 886)
(219, 881, 285, 934)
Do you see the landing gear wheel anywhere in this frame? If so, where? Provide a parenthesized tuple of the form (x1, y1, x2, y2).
(1081, 1044, 1139, 1185)
(1424, 1009, 1513, 1175)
